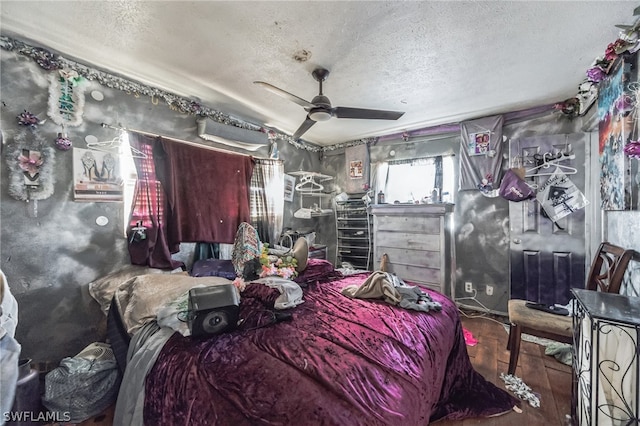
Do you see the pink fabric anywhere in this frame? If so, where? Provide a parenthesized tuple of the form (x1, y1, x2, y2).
(463, 327, 479, 346)
(144, 274, 518, 424)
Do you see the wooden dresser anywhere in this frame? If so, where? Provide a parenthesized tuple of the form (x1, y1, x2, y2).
(371, 204, 453, 295)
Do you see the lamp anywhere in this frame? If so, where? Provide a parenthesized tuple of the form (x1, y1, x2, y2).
(308, 108, 332, 122)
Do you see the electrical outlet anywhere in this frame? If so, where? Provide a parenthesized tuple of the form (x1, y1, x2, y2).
(486, 285, 494, 296)
(465, 281, 473, 293)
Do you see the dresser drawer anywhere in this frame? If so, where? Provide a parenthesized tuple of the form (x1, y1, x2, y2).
(386, 263, 441, 287)
(375, 247, 441, 269)
(375, 215, 441, 233)
(376, 231, 440, 251)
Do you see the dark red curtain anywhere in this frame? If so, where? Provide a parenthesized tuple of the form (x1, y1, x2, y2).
(127, 133, 183, 270)
(154, 138, 255, 246)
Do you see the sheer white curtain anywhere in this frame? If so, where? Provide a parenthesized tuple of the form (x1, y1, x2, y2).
(250, 159, 284, 245)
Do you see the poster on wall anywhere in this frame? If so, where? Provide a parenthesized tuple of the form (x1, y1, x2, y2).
(283, 174, 295, 202)
(467, 131, 492, 156)
(536, 167, 589, 222)
(349, 160, 363, 178)
(344, 144, 369, 193)
(597, 58, 638, 210)
(73, 147, 123, 202)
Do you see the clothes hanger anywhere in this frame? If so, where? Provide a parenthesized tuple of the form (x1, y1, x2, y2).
(525, 152, 577, 177)
(87, 134, 147, 159)
(294, 174, 324, 192)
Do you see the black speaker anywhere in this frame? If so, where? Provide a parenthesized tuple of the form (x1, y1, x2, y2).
(188, 284, 240, 338)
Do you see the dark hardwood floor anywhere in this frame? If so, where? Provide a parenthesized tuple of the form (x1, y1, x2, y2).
(54, 309, 573, 426)
(436, 310, 573, 426)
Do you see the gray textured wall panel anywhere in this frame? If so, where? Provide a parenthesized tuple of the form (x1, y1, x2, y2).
(0, 49, 318, 363)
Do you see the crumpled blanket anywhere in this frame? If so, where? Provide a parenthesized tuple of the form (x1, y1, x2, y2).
(341, 270, 442, 312)
(253, 276, 304, 309)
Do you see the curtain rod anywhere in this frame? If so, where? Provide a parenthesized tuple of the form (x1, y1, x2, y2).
(100, 122, 275, 161)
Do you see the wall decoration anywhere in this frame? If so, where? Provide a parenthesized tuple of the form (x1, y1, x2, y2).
(0, 35, 387, 153)
(624, 139, 640, 159)
(459, 115, 504, 192)
(283, 174, 295, 202)
(597, 58, 638, 210)
(535, 167, 589, 222)
(344, 144, 369, 193)
(54, 132, 72, 151)
(349, 160, 363, 178)
(467, 131, 492, 156)
(16, 110, 43, 128)
(47, 69, 86, 127)
(5, 128, 55, 202)
(73, 147, 123, 202)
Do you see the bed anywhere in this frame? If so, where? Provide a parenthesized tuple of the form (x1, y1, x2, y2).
(89, 259, 518, 425)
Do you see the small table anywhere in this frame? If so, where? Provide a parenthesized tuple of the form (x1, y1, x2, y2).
(571, 288, 640, 425)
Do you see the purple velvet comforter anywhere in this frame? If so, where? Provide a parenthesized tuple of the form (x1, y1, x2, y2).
(144, 273, 517, 425)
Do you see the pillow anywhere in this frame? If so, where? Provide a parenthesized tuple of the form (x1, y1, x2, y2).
(88, 265, 184, 316)
(231, 222, 261, 275)
(114, 274, 233, 335)
(293, 259, 342, 285)
(191, 259, 237, 280)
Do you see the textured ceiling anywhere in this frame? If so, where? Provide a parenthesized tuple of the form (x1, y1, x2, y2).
(1, 1, 637, 146)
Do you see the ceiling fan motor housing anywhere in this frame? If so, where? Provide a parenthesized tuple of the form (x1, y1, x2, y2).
(309, 94, 332, 121)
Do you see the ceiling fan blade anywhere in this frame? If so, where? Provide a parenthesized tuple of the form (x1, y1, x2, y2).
(333, 107, 405, 120)
(254, 81, 314, 109)
(292, 116, 317, 140)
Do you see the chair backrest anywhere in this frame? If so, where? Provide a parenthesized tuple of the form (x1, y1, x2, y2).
(585, 242, 634, 294)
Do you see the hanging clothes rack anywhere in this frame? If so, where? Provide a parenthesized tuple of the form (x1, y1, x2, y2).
(525, 152, 577, 177)
(87, 132, 147, 159)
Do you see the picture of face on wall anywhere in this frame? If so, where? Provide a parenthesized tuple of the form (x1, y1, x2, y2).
(468, 131, 491, 156)
(350, 160, 363, 179)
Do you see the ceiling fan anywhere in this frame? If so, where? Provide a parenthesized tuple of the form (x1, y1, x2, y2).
(254, 67, 405, 140)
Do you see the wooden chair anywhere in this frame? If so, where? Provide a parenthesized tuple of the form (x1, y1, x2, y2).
(506, 242, 635, 375)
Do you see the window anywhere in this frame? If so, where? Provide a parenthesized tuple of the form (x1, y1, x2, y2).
(375, 155, 455, 204)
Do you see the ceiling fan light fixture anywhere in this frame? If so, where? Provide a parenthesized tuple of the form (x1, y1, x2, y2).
(308, 110, 332, 121)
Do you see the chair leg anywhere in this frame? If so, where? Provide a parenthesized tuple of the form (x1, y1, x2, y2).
(507, 323, 522, 375)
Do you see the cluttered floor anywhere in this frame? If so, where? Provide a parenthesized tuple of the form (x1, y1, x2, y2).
(436, 309, 573, 425)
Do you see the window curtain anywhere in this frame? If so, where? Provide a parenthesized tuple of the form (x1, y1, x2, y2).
(250, 159, 284, 245)
(434, 156, 443, 201)
(154, 138, 255, 246)
(127, 133, 183, 269)
(371, 161, 389, 200)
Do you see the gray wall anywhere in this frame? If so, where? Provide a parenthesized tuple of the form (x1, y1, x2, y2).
(0, 49, 318, 364)
(323, 112, 589, 314)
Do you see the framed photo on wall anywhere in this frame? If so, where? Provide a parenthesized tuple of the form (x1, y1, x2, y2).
(349, 160, 363, 178)
(73, 147, 124, 202)
(284, 173, 295, 202)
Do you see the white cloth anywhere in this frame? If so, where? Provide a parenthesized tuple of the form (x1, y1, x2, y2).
(1, 270, 20, 426)
(254, 277, 304, 309)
